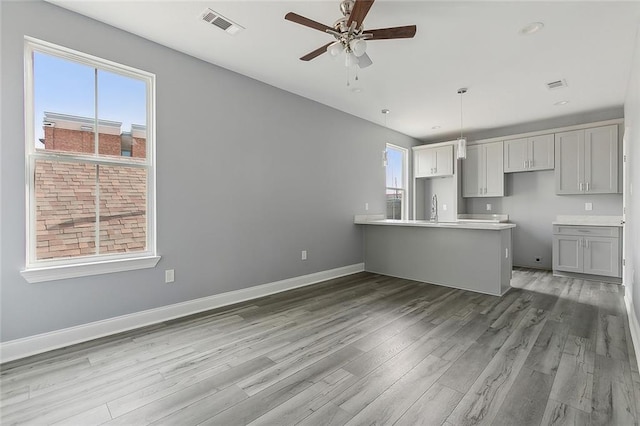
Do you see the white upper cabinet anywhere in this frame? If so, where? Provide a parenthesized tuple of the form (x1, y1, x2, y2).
(555, 125, 618, 194)
(462, 141, 504, 197)
(504, 134, 554, 173)
(414, 145, 453, 178)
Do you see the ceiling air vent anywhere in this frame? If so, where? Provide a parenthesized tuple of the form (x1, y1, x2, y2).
(200, 8, 244, 35)
(546, 79, 568, 90)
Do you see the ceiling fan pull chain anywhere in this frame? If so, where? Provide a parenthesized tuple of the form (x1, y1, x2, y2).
(346, 66, 350, 87)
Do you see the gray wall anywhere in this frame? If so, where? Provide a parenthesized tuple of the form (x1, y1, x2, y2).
(466, 171, 622, 269)
(623, 25, 640, 337)
(0, 1, 419, 342)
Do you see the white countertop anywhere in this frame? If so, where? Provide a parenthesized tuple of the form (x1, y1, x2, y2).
(457, 214, 509, 223)
(354, 216, 516, 230)
(553, 215, 624, 227)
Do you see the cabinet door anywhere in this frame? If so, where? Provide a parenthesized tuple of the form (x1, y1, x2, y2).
(462, 145, 481, 197)
(583, 236, 620, 277)
(433, 145, 453, 177)
(504, 138, 528, 173)
(483, 141, 504, 197)
(553, 235, 583, 273)
(584, 125, 618, 194)
(414, 149, 435, 178)
(528, 134, 554, 171)
(555, 130, 585, 194)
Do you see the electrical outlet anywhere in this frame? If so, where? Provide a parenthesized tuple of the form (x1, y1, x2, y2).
(165, 269, 175, 283)
(585, 202, 593, 211)
(442, 204, 447, 211)
(486, 203, 492, 211)
(301, 250, 307, 261)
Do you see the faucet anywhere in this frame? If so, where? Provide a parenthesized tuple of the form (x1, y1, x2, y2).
(430, 194, 438, 222)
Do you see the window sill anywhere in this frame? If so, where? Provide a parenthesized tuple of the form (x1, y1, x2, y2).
(21, 256, 161, 283)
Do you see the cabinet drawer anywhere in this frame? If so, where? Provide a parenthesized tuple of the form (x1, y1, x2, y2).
(553, 225, 619, 237)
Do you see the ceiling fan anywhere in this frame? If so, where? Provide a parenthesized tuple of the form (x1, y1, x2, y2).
(285, 0, 417, 69)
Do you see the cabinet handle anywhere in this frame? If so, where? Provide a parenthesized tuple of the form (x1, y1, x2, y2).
(529, 160, 533, 167)
(585, 239, 589, 249)
(524, 160, 527, 169)
(579, 182, 584, 191)
(586, 182, 590, 192)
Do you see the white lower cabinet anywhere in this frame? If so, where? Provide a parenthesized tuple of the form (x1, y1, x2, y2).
(552, 225, 621, 278)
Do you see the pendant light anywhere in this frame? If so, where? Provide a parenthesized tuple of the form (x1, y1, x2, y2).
(457, 88, 468, 160)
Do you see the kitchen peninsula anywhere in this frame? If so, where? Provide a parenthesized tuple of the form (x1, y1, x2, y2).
(355, 216, 516, 296)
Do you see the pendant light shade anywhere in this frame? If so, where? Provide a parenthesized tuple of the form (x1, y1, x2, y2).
(350, 39, 367, 57)
(327, 41, 343, 57)
(457, 88, 468, 160)
(345, 51, 359, 67)
(457, 137, 467, 160)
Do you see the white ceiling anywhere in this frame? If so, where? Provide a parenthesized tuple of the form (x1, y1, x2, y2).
(47, 1, 640, 141)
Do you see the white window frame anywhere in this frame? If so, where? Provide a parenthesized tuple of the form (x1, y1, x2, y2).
(385, 143, 408, 220)
(21, 37, 159, 283)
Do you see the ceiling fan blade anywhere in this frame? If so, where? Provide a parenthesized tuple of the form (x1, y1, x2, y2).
(347, 0, 375, 28)
(285, 12, 334, 33)
(357, 53, 373, 68)
(300, 42, 333, 61)
(366, 25, 417, 40)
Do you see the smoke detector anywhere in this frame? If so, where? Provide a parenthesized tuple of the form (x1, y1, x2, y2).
(200, 8, 244, 35)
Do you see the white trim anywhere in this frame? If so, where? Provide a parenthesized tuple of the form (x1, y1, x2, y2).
(415, 119, 624, 148)
(21, 255, 161, 283)
(468, 118, 624, 146)
(2, 263, 364, 363)
(412, 140, 458, 150)
(624, 295, 640, 373)
(385, 143, 409, 220)
(23, 37, 158, 271)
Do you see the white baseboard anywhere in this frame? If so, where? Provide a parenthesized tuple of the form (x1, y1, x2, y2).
(624, 294, 640, 373)
(0, 263, 364, 363)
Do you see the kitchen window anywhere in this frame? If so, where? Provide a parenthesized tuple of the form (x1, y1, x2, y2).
(385, 143, 408, 220)
(21, 38, 159, 283)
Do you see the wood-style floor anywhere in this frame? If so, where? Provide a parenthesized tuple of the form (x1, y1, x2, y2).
(1, 269, 639, 425)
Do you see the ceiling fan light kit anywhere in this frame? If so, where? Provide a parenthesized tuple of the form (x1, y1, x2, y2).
(285, 0, 417, 74)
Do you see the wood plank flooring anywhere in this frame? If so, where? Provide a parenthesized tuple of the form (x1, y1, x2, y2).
(1, 269, 639, 425)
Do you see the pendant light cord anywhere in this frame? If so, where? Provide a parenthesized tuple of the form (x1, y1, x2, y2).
(460, 91, 464, 139)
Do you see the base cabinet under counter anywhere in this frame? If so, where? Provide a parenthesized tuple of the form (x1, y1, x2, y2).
(552, 225, 621, 280)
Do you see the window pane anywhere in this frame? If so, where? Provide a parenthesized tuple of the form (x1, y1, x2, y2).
(35, 160, 96, 260)
(386, 188, 403, 220)
(386, 147, 403, 189)
(34, 52, 96, 154)
(98, 165, 147, 254)
(97, 69, 147, 159)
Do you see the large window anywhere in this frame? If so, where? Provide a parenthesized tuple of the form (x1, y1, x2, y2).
(22, 38, 158, 282)
(385, 144, 408, 220)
